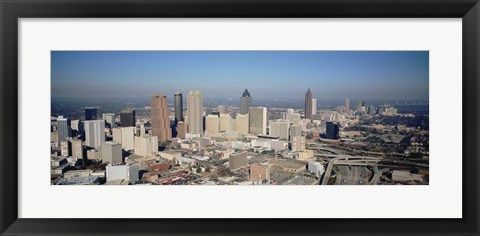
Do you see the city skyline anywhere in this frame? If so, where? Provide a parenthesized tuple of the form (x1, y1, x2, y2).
(51, 51, 429, 100)
(50, 51, 429, 186)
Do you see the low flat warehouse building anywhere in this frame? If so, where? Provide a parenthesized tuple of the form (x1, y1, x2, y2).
(159, 150, 182, 161)
(269, 160, 306, 173)
(64, 169, 93, 179)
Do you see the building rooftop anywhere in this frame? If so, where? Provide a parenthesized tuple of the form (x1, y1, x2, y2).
(269, 160, 306, 169)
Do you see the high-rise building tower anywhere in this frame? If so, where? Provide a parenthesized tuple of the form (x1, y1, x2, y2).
(304, 88, 313, 119)
(205, 114, 220, 136)
(240, 89, 252, 115)
(235, 114, 249, 135)
(150, 94, 172, 143)
(174, 92, 184, 122)
(187, 90, 203, 135)
(57, 116, 71, 143)
(249, 107, 267, 135)
(219, 114, 231, 132)
(84, 107, 97, 120)
(312, 98, 317, 115)
(120, 109, 136, 127)
(344, 99, 350, 115)
(84, 120, 105, 148)
(102, 141, 122, 165)
(270, 121, 289, 140)
(103, 113, 116, 128)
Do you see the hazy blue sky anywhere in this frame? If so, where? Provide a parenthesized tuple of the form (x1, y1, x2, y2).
(51, 51, 429, 100)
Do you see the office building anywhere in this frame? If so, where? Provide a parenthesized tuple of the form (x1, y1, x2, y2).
(291, 136, 306, 152)
(177, 121, 188, 139)
(102, 113, 116, 128)
(174, 92, 184, 122)
(112, 127, 135, 151)
(106, 163, 139, 184)
(120, 109, 136, 127)
(304, 88, 313, 119)
(205, 114, 220, 136)
(250, 163, 271, 182)
(289, 125, 302, 141)
(87, 149, 102, 161)
(150, 94, 172, 143)
(70, 119, 84, 137)
(70, 138, 84, 159)
(228, 152, 248, 170)
(50, 131, 59, 148)
(84, 120, 105, 148)
(112, 128, 122, 144)
(269, 121, 289, 140)
(84, 107, 97, 120)
(235, 114, 249, 135)
(219, 114, 231, 132)
(308, 161, 325, 177)
(187, 90, 203, 135)
(60, 139, 71, 157)
(312, 98, 317, 115)
(102, 141, 122, 165)
(240, 89, 252, 114)
(326, 122, 340, 140)
(134, 135, 159, 157)
(344, 98, 350, 115)
(57, 116, 71, 144)
(249, 107, 267, 135)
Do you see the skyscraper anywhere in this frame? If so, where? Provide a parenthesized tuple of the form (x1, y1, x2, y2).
(304, 88, 313, 119)
(249, 107, 267, 135)
(84, 107, 97, 120)
(235, 114, 249, 135)
(70, 138, 84, 159)
(312, 98, 317, 115)
(219, 114, 231, 132)
(134, 135, 159, 157)
(120, 109, 136, 127)
(103, 113, 116, 128)
(102, 141, 122, 164)
(174, 92, 184, 122)
(150, 94, 172, 143)
(270, 121, 289, 140)
(56, 116, 71, 143)
(205, 114, 220, 136)
(240, 89, 252, 115)
(344, 98, 350, 115)
(187, 90, 203, 135)
(84, 120, 105, 148)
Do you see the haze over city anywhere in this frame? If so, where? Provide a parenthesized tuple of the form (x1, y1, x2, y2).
(52, 51, 429, 100)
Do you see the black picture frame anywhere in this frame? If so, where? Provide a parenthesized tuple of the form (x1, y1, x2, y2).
(1, 0, 479, 235)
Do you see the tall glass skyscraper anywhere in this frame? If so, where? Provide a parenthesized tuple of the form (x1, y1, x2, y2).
(304, 88, 313, 119)
(174, 92, 184, 122)
(187, 90, 203, 135)
(240, 89, 252, 115)
(56, 116, 71, 143)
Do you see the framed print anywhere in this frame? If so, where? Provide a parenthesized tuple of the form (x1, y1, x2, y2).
(1, 0, 479, 235)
